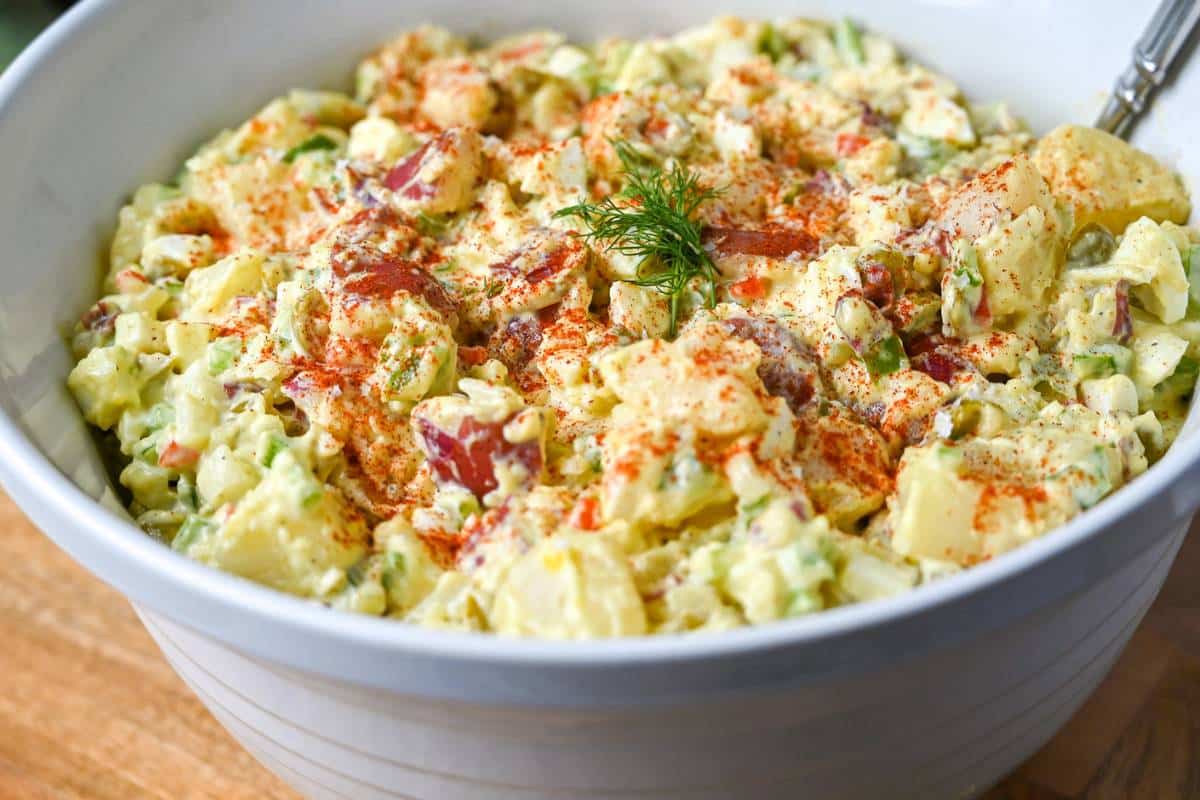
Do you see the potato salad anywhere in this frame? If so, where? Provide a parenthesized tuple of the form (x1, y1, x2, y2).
(68, 17, 1198, 638)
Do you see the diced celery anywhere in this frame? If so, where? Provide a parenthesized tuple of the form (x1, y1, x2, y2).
(176, 474, 199, 511)
(207, 337, 241, 375)
(1158, 356, 1199, 398)
(897, 132, 957, 175)
(834, 18, 865, 66)
(146, 403, 175, 431)
(172, 514, 214, 553)
(1073, 353, 1117, 379)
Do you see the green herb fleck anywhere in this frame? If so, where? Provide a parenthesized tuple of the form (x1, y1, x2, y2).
(554, 140, 721, 337)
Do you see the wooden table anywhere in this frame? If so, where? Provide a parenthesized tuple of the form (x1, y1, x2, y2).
(0, 490, 1196, 799)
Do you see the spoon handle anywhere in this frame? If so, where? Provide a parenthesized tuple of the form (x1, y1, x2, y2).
(1095, 0, 1200, 139)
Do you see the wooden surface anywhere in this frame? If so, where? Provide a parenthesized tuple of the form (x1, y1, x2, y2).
(0, 490, 1196, 799)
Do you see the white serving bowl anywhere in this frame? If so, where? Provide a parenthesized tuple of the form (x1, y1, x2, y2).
(1, 1, 1197, 797)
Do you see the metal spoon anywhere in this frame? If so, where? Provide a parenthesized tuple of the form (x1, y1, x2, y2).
(1096, 0, 1200, 139)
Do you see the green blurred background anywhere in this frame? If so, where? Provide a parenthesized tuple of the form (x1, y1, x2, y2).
(0, 1, 72, 72)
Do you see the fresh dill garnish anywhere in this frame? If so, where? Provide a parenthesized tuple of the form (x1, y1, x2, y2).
(553, 141, 720, 337)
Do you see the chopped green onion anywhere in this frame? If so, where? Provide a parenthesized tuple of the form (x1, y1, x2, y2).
(137, 440, 159, 463)
(781, 182, 806, 204)
(282, 133, 338, 163)
(1073, 344, 1131, 379)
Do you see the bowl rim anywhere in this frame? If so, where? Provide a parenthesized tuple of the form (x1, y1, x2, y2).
(2, 0, 1198, 670)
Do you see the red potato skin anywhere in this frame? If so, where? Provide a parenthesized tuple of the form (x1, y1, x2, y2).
(383, 139, 435, 198)
(414, 413, 543, 499)
(721, 316, 819, 413)
(703, 226, 819, 260)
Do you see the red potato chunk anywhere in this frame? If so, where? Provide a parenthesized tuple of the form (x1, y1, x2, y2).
(340, 256, 457, 321)
(413, 412, 543, 499)
(703, 225, 819, 260)
(906, 334, 970, 384)
(720, 316, 822, 414)
(382, 126, 482, 215)
(488, 236, 588, 318)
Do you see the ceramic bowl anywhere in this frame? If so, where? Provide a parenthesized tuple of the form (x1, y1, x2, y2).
(0, 1, 1197, 797)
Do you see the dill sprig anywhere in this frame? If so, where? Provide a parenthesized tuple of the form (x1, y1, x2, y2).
(554, 141, 720, 337)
